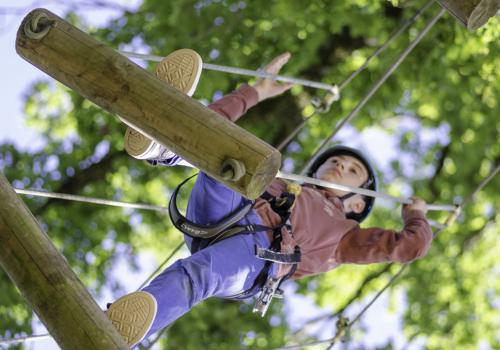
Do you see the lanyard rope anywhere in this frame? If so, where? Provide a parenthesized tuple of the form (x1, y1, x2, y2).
(276, 0, 435, 152)
(300, 6, 445, 175)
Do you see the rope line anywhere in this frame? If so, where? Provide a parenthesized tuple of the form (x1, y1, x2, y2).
(5, 171, 494, 349)
(14, 188, 169, 213)
(119, 51, 338, 93)
(337, 0, 435, 91)
(14, 175, 458, 214)
(13, 183, 450, 230)
(6, 169, 493, 349)
(276, 0, 433, 151)
(135, 242, 184, 291)
(120, 1, 434, 154)
(300, 7, 445, 175)
(443, 162, 500, 227)
(0, 334, 52, 346)
(272, 163, 499, 350)
(276, 171, 457, 211)
(121, 1, 434, 100)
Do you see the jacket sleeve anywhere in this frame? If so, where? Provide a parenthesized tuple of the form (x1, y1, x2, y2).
(207, 84, 259, 122)
(334, 208, 433, 264)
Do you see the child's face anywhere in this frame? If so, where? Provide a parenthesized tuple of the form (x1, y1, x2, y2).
(314, 155, 369, 197)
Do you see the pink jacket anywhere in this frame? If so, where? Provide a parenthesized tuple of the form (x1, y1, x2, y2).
(210, 85, 433, 280)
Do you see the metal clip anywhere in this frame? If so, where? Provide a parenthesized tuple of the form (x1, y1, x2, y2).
(311, 85, 340, 114)
(253, 275, 283, 317)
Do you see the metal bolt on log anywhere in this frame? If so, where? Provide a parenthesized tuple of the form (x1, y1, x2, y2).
(220, 158, 246, 181)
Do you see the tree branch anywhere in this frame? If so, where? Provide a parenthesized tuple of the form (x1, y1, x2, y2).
(428, 142, 451, 201)
(330, 264, 394, 320)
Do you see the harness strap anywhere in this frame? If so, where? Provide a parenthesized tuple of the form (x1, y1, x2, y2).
(169, 174, 256, 239)
(208, 224, 272, 246)
(227, 261, 273, 300)
(168, 174, 303, 307)
(189, 224, 271, 253)
(338, 177, 374, 202)
(227, 213, 293, 301)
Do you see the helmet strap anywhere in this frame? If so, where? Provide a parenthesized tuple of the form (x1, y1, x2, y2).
(338, 191, 356, 203)
(338, 176, 373, 210)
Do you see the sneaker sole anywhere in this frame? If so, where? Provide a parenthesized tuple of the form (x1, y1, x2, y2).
(124, 49, 202, 158)
(106, 291, 157, 348)
(155, 48, 203, 97)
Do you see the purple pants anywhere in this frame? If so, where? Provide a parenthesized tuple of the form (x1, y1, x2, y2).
(143, 173, 275, 336)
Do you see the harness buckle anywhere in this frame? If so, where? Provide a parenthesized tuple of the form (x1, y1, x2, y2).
(255, 246, 301, 264)
(275, 197, 288, 207)
(253, 275, 283, 317)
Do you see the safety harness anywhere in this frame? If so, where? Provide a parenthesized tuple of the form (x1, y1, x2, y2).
(168, 174, 301, 316)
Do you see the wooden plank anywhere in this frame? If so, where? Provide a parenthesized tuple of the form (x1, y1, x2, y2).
(16, 8, 281, 199)
(0, 173, 129, 350)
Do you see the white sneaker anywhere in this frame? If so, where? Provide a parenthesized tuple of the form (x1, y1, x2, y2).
(106, 291, 157, 348)
(124, 48, 202, 160)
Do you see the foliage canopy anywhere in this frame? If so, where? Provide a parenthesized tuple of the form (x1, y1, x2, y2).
(0, 0, 498, 349)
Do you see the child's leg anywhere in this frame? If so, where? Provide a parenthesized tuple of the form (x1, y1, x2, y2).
(124, 49, 202, 161)
(142, 172, 272, 336)
(143, 230, 269, 336)
(108, 173, 273, 344)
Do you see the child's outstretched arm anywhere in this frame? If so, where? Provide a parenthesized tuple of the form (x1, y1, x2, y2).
(251, 52, 294, 102)
(208, 53, 293, 122)
(334, 197, 433, 264)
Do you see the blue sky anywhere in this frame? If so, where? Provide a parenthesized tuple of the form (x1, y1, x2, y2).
(1, 5, 42, 150)
(0, 0, 139, 150)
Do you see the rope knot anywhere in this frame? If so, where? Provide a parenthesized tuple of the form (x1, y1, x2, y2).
(24, 12, 54, 40)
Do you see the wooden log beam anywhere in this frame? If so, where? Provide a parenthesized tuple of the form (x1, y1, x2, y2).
(437, 0, 500, 30)
(0, 173, 129, 350)
(16, 8, 281, 199)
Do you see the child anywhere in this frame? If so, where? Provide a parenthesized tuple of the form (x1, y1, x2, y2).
(107, 50, 433, 348)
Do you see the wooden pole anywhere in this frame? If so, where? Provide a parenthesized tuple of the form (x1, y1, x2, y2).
(437, 0, 500, 30)
(15, 8, 281, 200)
(0, 173, 129, 350)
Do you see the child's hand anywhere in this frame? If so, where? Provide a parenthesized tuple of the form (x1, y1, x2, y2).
(404, 196, 428, 215)
(252, 52, 294, 102)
